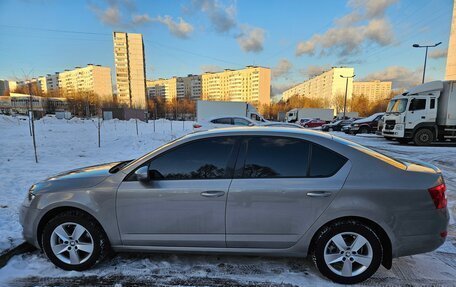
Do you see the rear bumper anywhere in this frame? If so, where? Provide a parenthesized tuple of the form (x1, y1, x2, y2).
(393, 208, 449, 258)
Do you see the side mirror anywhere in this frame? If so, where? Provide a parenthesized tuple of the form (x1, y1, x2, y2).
(135, 166, 150, 183)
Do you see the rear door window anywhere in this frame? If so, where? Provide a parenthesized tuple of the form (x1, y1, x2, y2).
(241, 137, 310, 178)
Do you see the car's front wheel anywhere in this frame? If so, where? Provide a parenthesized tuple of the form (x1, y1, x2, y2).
(42, 210, 110, 271)
(312, 220, 382, 284)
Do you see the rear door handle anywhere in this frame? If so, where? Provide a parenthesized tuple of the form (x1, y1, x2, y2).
(306, 191, 332, 197)
(201, 190, 225, 197)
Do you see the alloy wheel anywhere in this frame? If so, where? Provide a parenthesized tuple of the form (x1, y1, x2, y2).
(323, 232, 373, 277)
(50, 222, 94, 265)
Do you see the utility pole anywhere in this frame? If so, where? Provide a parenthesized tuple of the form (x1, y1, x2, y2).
(27, 82, 38, 163)
(340, 74, 355, 120)
(413, 42, 442, 83)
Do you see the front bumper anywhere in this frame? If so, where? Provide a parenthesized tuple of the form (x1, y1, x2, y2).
(19, 204, 41, 248)
(383, 125, 405, 138)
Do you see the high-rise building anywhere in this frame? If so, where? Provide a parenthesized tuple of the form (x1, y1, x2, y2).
(352, 80, 392, 102)
(0, 80, 9, 96)
(113, 32, 147, 109)
(58, 65, 113, 101)
(147, 74, 202, 101)
(201, 66, 271, 107)
(446, 0, 456, 80)
(282, 67, 354, 111)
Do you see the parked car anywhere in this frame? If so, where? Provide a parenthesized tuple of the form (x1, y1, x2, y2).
(342, 124, 351, 134)
(193, 116, 256, 130)
(302, 119, 326, 128)
(321, 119, 355, 132)
(298, 118, 312, 126)
(20, 127, 448, 284)
(261, 122, 303, 128)
(347, 113, 384, 135)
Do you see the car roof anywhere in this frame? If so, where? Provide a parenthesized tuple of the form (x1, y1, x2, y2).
(186, 126, 333, 140)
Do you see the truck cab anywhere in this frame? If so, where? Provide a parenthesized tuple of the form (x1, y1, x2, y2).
(383, 81, 456, 145)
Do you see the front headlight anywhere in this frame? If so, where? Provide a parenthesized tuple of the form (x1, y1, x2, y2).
(353, 124, 359, 127)
(395, 124, 403, 131)
(28, 185, 36, 201)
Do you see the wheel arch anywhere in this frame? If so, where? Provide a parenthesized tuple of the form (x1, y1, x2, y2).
(36, 206, 109, 249)
(308, 216, 393, 270)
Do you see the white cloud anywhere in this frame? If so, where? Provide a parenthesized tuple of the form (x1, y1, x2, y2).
(131, 14, 153, 25)
(90, 5, 121, 26)
(300, 65, 330, 78)
(362, 66, 422, 89)
(429, 49, 448, 59)
(200, 65, 224, 73)
(272, 59, 293, 78)
(190, 0, 237, 33)
(237, 26, 265, 53)
(154, 16, 194, 39)
(296, 0, 397, 57)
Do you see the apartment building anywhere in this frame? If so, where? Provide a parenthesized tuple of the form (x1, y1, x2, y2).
(147, 74, 202, 101)
(58, 65, 113, 101)
(282, 67, 355, 110)
(0, 80, 9, 96)
(446, 1, 456, 80)
(113, 32, 147, 109)
(352, 80, 392, 102)
(201, 66, 271, 107)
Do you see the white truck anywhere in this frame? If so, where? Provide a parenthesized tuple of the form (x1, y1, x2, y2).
(382, 80, 456, 145)
(286, 108, 334, 123)
(196, 100, 266, 123)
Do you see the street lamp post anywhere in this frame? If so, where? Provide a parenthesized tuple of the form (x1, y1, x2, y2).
(412, 42, 442, 83)
(340, 74, 355, 120)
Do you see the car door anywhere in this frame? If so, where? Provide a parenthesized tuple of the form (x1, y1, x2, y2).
(116, 136, 239, 247)
(226, 136, 351, 249)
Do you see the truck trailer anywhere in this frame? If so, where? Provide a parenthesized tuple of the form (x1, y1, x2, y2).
(382, 80, 456, 145)
(196, 100, 266, 123)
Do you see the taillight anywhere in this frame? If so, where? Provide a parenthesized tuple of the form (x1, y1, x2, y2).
(193, 124, 202, 128)
(428, 183, 447, 209)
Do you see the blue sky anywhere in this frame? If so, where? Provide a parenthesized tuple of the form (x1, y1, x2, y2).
(0, 0, 453, 96)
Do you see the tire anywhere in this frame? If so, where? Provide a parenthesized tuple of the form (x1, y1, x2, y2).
(413, 129, 433, 146)
(358, 126, 369, 134)
(384, 137, 393, 141)
(312, 220, 383, 284)
(328, 128, 334, 132)
(42, 210, 110, 271)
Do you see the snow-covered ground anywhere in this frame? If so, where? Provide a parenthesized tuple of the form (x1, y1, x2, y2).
(0, 115, 456, 286)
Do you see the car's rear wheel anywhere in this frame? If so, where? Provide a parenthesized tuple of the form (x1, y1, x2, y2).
(42, 210, 109, 271)
(312, 220, 382, 284)
(328, 128, 334, 132)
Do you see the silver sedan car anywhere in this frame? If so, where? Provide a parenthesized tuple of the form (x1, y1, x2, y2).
(20, 127, 449, 284)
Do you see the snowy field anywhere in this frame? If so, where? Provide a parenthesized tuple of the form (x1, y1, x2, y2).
(0, 115, 456, 286)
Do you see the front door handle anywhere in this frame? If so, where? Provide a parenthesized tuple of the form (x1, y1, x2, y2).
(201, 190, 225, 197)
(307, 191, 332, 197)
(421, 116, 426, 119)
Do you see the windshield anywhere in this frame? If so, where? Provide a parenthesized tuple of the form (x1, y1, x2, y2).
(387, 98, 408, 113)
